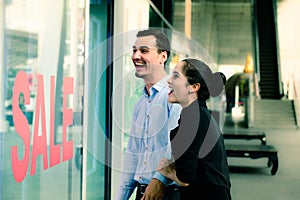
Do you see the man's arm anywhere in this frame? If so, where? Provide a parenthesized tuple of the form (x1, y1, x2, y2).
(115, 174, 138, 200)
(141, 178, 165, 200)
(115, 121, 139, 199)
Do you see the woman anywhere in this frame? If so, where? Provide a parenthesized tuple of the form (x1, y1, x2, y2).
(157, 58, 231, 199)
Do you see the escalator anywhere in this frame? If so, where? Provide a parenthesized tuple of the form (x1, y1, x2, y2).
(254, 0, 283, 99)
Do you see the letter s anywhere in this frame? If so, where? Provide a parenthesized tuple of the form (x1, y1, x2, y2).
(11, 70, 30, 182)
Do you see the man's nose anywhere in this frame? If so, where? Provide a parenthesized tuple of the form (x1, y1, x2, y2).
(132, 51, 142, 59)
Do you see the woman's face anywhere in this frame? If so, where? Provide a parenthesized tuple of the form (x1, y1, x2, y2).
(168, 61, 194, 107)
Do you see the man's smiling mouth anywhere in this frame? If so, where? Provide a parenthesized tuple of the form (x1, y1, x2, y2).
(134, 61, 145, 67)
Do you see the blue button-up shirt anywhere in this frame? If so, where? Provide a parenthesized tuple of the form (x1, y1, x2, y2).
(116, 76, 182, 200)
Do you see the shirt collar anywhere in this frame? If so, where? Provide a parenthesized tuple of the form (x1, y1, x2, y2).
(142, 75, 169, 96)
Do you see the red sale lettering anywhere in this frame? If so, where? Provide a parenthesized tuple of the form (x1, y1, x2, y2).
(62, 77, 74, 161)
(30, 74, 49, 176)
(11, 70, 31, 183)
(11, 70, 74, 182)
(50, 76, 61, 167)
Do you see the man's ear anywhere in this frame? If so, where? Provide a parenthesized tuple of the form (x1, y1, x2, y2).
(160, 51, 168, 64)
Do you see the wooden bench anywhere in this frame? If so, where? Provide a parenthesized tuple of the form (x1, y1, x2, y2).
(225, 144, 278, 175)
(223, 130, 267, 145)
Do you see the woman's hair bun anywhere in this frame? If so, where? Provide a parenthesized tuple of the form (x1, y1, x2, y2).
(208, 72, 226, 97)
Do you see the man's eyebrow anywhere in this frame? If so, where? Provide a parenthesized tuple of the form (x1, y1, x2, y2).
(132, 45, 150, 49)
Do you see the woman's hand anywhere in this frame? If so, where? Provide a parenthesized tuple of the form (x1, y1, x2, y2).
(157, 158, 189, 187)
(157, 158, 175, 178)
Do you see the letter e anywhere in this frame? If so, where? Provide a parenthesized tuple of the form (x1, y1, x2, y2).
(62, 77, 74, 161)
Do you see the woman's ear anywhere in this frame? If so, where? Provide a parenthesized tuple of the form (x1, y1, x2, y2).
(192, 83, 201, 93)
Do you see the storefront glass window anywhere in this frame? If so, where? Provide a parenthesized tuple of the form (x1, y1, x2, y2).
(1, 0, 85, 199)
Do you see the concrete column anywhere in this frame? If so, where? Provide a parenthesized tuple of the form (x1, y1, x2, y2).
(185, 0, 192, 39)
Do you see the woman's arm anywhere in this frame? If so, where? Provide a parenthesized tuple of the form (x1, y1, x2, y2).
(157, 158, 189, 187)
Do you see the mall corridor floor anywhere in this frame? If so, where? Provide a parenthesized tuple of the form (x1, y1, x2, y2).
(224, 117, 300, 200)
(1, 115, 300, 200)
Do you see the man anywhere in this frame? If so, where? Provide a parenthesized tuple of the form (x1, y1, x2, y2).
(115, 29, 181, 200)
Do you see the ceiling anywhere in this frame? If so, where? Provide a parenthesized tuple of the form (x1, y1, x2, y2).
(174, 0, 253, 66)
(212, 0, 253, 65)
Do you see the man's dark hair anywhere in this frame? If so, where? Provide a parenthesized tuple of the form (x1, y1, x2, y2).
(136, 29, 171, 59)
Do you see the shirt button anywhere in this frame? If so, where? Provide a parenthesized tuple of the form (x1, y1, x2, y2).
(144, 162, 147, 165)
(139, 176, 142, 179)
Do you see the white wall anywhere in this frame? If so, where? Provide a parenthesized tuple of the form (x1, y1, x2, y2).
(277, 0, 300, 127)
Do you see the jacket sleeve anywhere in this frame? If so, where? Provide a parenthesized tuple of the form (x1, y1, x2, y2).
(172, 106, 210, 183)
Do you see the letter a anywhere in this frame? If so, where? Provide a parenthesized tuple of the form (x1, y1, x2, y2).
(30, 75, 49, 176)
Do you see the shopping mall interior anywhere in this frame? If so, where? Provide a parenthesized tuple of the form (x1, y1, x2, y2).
(1, 0, 300, 199)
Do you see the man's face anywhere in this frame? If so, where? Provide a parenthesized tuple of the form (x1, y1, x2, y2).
(132, 35, 165, 80)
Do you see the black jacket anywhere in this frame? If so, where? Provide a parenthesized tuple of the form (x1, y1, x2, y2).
(170, 100, 231, 195)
